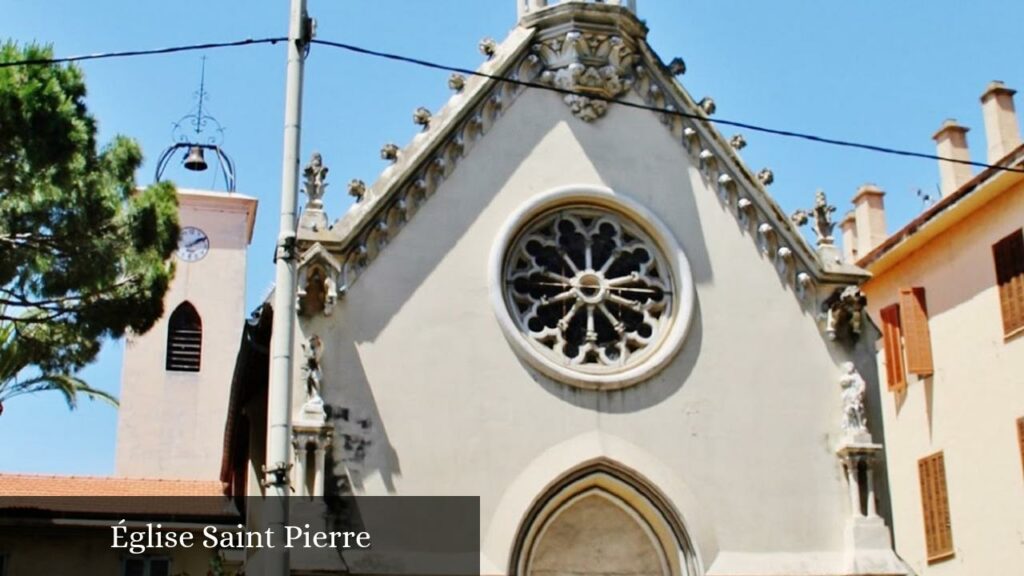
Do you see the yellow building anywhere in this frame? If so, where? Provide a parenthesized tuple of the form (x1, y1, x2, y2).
(845, 81, 1024, 574)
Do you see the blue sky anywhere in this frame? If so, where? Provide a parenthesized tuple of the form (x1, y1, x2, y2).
(2, 0, 1022, 475)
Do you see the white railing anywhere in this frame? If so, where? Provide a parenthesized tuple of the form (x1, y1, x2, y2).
(518, 0, 637, 19)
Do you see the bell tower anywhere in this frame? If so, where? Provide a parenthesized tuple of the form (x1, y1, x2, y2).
(115, 66, 258, 481)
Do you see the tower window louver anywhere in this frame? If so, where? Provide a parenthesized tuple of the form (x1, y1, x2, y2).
(166, 301, 202, 372)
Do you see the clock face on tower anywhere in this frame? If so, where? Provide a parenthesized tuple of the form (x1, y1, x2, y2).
(177, 226, 210, 263)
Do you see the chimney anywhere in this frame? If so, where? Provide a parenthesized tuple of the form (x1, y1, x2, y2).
(980, 81, 1021, 164)
(852, 184, 887, 258)
(932, 120, 972, 197)
(840, 211, 858, 263)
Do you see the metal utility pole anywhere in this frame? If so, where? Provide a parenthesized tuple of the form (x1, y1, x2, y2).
(266, 0, 310, 573)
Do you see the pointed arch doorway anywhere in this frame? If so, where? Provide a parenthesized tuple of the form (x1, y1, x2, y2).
(511, 460, 698, 576)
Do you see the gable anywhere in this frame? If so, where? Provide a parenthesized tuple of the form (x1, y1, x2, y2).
(311, 12, 866, 302)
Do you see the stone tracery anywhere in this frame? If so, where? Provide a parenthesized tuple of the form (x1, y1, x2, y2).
(504, 207, 673, 371)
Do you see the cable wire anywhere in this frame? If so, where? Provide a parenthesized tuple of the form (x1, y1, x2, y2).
(3, 35, 1021, 175)
(0, 37, 287, 68)
(311, 38, 1024, 175)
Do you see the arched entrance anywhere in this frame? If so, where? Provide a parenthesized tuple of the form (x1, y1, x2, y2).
(511, 460, 697, 576)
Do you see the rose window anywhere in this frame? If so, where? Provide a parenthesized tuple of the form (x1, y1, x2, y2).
(502, 206, 675, 374)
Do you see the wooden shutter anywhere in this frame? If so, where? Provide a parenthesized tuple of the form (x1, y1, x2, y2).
(1018, 417, 1024, 481)
(919, 452, 954, 562)
(880, 304, 906, 391)
(993, 230, 1024, 335)
(899, 287, 934, 375)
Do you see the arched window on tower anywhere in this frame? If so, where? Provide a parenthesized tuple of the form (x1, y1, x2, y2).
(166, 301, 202, 372)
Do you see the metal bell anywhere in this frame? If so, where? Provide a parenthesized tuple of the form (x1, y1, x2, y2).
(183, 145, 208, 172)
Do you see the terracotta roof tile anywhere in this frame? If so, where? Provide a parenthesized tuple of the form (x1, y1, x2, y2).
(0, 474, 235, 519)
(0, 474, 225, 497)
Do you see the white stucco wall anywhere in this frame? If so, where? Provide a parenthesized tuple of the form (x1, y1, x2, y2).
(296, 89, 882, 574)
(863, 180, 1024, 575)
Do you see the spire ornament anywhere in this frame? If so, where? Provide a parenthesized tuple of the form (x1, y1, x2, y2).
(299, 152, 330, 231)
(792, 189, 837, 246)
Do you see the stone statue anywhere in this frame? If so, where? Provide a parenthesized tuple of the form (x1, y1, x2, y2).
(302, 152, 329, 211)
(792, 189, 837, 246)
(839, 362, 868, 435)
(323, 274, 337, 316)
(301, 335, 326, 419)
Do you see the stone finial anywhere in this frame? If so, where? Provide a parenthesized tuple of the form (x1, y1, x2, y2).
(698, 97, 716, 115)
(478, 37, 497, 59)
(668, 57, 687, 76)
(302, 152, 328, 211)
(380, 143, 399, 163)
(348, 179, 366, 202)
(448, 73, 467, 92)
(413, 107, 432, 129)
(729, 134, 747, 150)
(757, 168, 774, 186)
(791, 189, 837, 247)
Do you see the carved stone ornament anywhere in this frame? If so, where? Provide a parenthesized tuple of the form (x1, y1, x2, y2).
(302, 152, 328, 210)
(667, 57, 686, 76)
(448, 73, 466, 92)
(822, 285, 866, 343)
(478, 37, 497, 59)
(413, 107, 432, 129)
(299, 152, 330, 231)
(490, 187, 695, 390)
(348, 179, 367, 202)
(533, 31, 640, 122)
(380, 142, 400, 163)
(297, 243, 343, 317)
(792, 189, 837, 246)
(301, 335, 327, 421)
(839, 361, 868, 436)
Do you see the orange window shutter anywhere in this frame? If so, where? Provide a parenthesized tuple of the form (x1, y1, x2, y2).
(880, 304, 906, 391)
(899, 287, 934, 376)
(919, 452, 954, 562)
(993, 230, 1024, 335)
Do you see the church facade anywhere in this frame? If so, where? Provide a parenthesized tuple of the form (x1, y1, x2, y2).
(223, 2, 909, 574)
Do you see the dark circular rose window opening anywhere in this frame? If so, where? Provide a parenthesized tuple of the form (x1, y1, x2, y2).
(503, 206, 675, 372)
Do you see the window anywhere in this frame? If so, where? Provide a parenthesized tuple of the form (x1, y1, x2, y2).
(491, 189, 695, 390)
(918, 451, 954, 563)
(123, 557, 170, 576)
(992, 229, 1024, 336)
(880, 287, 934, 391)
(166, 301, 202, 372)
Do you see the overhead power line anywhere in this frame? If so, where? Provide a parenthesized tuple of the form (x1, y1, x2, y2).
(311, 38, 1024, 176)
(2, 35, 1022, 176)
(0, 37, 287, 68)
